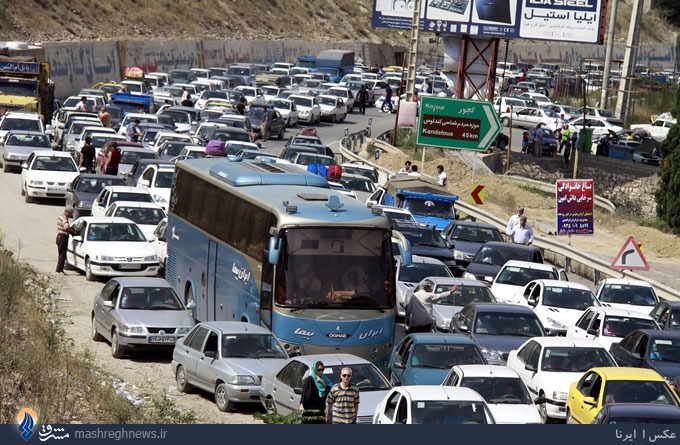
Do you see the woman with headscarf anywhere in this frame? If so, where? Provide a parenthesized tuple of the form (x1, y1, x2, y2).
(300, 360, 332, 423)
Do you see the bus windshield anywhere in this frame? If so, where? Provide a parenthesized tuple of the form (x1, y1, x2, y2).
(276, 228, 392, 309)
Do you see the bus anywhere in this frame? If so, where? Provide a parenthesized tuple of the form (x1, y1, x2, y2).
(167, 159, 410, 367)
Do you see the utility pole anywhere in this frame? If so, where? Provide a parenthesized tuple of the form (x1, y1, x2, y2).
(600, 0, 619, 109)
(405, 0, 422, 102)
(615, 0, 644, 122)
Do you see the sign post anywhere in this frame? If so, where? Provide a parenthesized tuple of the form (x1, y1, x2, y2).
(611, 237, 650, 271)
(416, 97, 501, 152)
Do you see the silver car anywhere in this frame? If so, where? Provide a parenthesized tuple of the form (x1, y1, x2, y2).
(91, 277, 195, 359)
(172, 321, 289, 412)
(0, 131, 52, 172)
(259, 353, 392, 424)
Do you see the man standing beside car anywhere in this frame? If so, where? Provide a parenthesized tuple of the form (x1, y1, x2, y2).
(326, 367, 359, 424)
(56, 208, 77, 274)
(79, 136, 96, 173)
(356, 85, 368, 115)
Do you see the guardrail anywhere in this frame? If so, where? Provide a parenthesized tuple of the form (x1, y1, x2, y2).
(337, 129, 680, 302)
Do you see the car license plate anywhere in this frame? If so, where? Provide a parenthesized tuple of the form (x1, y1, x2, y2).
(46, 187, 64, 193)
(148, 336, 176, 344)
(119, 263, 141, 270)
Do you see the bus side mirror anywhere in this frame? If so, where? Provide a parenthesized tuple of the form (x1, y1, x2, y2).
(392, 230, 412, 266)
(268, 236, 282, 264)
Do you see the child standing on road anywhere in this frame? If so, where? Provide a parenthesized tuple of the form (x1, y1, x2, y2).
(521, 131, 529, 153)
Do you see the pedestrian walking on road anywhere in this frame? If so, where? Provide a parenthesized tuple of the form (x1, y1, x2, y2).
(382, 85, 393, 113)
(56, 208, 77, 273)
(301, 360, 332, 423)
(506, 205, 524, 238)
(105, 142, 121, 176)
(507, 215, 534, 245)
(356, 85, 368, 115)
(79, 136, 96, 173)
(326, 367, 360, 424)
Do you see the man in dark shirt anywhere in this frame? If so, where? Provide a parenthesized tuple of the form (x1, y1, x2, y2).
(236, 97, 247, 115)
(79, 137, 96, 173)
(105, 142, 121, 176)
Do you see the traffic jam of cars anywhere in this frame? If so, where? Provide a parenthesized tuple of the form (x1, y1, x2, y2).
(3, 56, 680, 426)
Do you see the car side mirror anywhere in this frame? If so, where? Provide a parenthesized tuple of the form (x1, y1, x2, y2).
(587, 328, 599, 336)
(185, 301, 196, 310)
(534, 396, 547, 405)
(293, 387, 303, 395)
(21, 163, 28, 169)
(141, 179, 150, 187)
(204, 350, 217, 359)
(457, 324, 469, 333)
(72, 235, 82, 242)
(394, 362, 405, 369)
(525, 362, 537, 372)
(583, 396, 597, 407)
(527, 297, 537, 306)
(631, 352, 643, 361)
(103, 300, 114, 308)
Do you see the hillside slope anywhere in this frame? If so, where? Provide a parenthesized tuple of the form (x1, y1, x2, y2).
(1, 1, 676, 45)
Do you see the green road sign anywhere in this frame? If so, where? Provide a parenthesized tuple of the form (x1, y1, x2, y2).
(417, 97, 502, 151)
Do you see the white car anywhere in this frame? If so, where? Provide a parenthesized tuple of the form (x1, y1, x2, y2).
(373, 386, 496, 424)
(136, 164, 174, 210)
(91, 185, 155, 217)
(103, 201, 167, 240)
(517, 92, 552, 108)
(516, 279, 600, 335)
(594, 278, 660, 315)
(441, 365, 542, 424)
(566, 306, 661, 350)
(268, 98, 299, 127)
(21, 150, 80, 203)
(66, 216, 160, 281)
(259, 353, 391, 424)
(567, 116, 624, 138)
(0, 111, 45, 141)
(151, 132, 194, 153)
(235, 85, 265, 105)
(499, 107, 560, 131)
(148, 217, 168, 270)
(327, 87, 355, 113)
(506, 337, 617, 423)
(394, 255, 454, 318)
(630, 118, 676, 141)
(491, 260, 566, 304)
(371, 205, 416, 226)
(117, 113, 161, 137)
(288, 94, 321, 124)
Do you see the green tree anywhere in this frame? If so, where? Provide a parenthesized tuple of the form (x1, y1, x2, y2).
(658, 86, 680, 158)
(655, 85, 680, 231)
(654, 0, 680, 27)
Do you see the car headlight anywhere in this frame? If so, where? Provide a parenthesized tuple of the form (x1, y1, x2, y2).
(440, 318, 450, 329)
(546, 317, 567, 330)
(228, 375, 257, 385)
(299, 110, 309, 116)
(28, 180, 44, 186)
(6, 153, 19, 160)
(552, 390, 568, 401)
(143, 255, 158, 262)
(462, 272, 476, 280)
(152, 194, 167, 205)
(454, 250, 465, 260)
(481, 348, 503, 362)
(96, 255, 115, 261)
(176, 327, 192, 335)
(120, 325, 145, 334)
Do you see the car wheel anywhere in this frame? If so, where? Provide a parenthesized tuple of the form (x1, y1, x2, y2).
(2, 162, 9, 173)
(404, 312, 413, 334)
(24, 189, 33, 203)
(501, 117, 510, 127)
(565, 409, 574, 424)
(278, 127, 285, 140)
(286, 117, 291, 127)
(91, 316, 103, 342)
(20, 183, 25, 196)
(111, 330, 126, 358)
(261, 396, 277, 415)
(85, 258, 96, 281)
(537, 391, 549, 424)
(215, 383, 234, 412)
(176, 365, 192, 393)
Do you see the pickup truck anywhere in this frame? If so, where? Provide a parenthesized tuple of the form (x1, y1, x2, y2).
(366, 175, 459, 231)
(630, 118, 676, 141)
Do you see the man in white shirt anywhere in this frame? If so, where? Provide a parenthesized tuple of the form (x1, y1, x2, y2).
(505, 205, 524, 237)
(412, 279, 459, 317)
(507, 215, 534, 245)
(436, 164, 447, 187)
(75, 96, 90, 112)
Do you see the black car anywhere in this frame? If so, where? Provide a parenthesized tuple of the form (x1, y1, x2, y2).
(592, 403, 680, 424)
(246, 107, 286, 140)
(463, 241, 543, 283)
(393, 222, 457, 271)
(441, 220, 504, 276)
(124, 159, 174, 187)
(448, 302, 546, 365)
(156, 140, 194, 161)
(650, 301, 680, 331)
(280, 144, 334, 162)
(65, 174, 126, 219)
(609, 329, 680, 382)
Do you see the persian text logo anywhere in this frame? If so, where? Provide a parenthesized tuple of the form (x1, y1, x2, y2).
(17, 408, 38, 441)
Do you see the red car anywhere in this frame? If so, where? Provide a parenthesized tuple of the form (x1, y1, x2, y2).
(96, 141, 145, 174)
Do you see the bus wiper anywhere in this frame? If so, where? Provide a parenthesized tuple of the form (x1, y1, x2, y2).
(290, 301, 331, 312)
(345, 300, 386, 313)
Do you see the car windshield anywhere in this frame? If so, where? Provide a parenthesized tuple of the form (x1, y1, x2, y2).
(398, 262, 453, 283)
(597, 109, 615, 117)
(311, 363, 390, 391)
(92, 136, 122, 149)
(76, 177, 124, 194)
(296, 154, 334, 166)
(341, 166, 378, 183)
(154, 171, 174, 188)
(221, 333, 287, 358)
(460, 377, 532, 405)
(32, 156, 76, 172)
(6, 133, 51, 148)
(474, 312, 544, 337)
(411, 343, 485, 369)
(450, 226, 502, 243)
(339, 177, 376, 193)
(160, 111, 191, 125)
(602, 316, 659, 338)
(542, 287, 598, 310)
(398, 227, 447, 248)
(114, 206, 165, 226)
(649, 338, 680, 363)
(86, 222, 146, 242)
(319, 97, 337, 106)
(540, 347, 616, 372)
(110, 192, 154, 204)
(291, 96, 313, 107)
(227, 67, 251, 76)
(247, 108, 266, 119)
(201, 91, 227, 100)
(118, 286, 184, 310)
(410, 400, 492, 424)
(495, 266, 556, 286)
(598, 284, 657, 306)
(402, 198, 453, 219)
(270, 99, 291, 109)
(433, 285, 496, 306)
(603, 381, 678, 406)
(161, 142, 191, 157)
(120, 151, 158, 165)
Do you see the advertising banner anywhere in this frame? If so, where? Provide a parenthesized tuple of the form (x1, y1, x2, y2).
(372, 0, 606, 44)
(556, 179, 594, 235)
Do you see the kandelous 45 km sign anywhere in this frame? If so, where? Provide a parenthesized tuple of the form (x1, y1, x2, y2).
(417, 97, 502, 152)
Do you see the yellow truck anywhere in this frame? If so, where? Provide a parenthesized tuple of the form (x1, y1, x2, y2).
(0, 57, 55, 125)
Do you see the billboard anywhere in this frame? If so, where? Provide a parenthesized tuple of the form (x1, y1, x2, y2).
(372, 0, 606, 44)
(556, 179, 594, 235)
